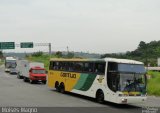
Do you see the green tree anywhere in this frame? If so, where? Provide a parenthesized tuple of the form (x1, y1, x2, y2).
(55, 51, 63, 58)
(66, 52, 74, 58)
(32, 51, 43, 57)
(101, 40, 160, 66)
(138, 41, 146, 49)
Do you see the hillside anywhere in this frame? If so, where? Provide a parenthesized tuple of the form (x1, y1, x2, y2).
(101, 40, 160, 66)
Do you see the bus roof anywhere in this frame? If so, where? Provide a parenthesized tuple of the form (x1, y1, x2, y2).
(5, 57, 16, 61)
(50, 58, 143, 64)
(50, 58, 104, 62)
(104, 58, 144, 65)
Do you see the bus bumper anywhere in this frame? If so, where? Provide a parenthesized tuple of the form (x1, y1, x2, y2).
(5, 68, 10, 72)
(117, 96, 147, 104)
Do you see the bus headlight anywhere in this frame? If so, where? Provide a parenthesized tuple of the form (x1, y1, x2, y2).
(121, 98, 127, 103)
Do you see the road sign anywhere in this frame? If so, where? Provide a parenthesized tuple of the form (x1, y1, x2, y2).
(20, 42, 33, 48)
(0, 42, 15, 49)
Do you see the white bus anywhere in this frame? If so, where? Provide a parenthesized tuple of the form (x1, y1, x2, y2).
(5, 57, 17, 74)
(48, 58, 147, 104)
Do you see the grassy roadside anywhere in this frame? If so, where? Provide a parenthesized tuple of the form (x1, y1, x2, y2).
(0, 60, 4, 66)
(147, 71, 160, 96)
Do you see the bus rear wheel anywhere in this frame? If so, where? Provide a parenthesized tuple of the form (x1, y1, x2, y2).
(96, 90, 104, 103)
(55, 82, 59, 91)
(59, 83, 65, 93)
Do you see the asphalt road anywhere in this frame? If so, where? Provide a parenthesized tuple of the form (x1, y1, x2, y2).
(0, 66, 159, 113)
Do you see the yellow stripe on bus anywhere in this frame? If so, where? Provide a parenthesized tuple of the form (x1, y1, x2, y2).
(48, 70, 81, 91)
(122, 91, 141, 96)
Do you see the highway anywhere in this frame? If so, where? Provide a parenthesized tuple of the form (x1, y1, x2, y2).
(0, 65, 160, 113)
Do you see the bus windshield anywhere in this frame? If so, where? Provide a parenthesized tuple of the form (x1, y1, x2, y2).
(5, 62, 17, 68)
(119, 73, 146, 93)
(107, 62, 146, 94)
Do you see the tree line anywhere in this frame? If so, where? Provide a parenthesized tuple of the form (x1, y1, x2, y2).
(101, 40, 160, 66)
(30, 51, 75, 59)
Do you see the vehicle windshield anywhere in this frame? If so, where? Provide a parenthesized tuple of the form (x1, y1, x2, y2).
(32, 69, 46, 74)
(6, 62, 17, 68)
(107, 62, 147, 94)
(119, 73, 146, 93)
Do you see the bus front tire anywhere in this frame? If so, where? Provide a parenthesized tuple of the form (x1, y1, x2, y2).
(96, 90, 104, 103)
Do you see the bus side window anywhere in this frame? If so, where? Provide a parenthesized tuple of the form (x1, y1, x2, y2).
(53, 62, 59, 70)
(68, 62, 74, 71)
(83, 62, 93, 73)
(63, 62, 69, 71)
(74, 62, 83, 72)
(59, 62, 64, 70)
(94, 63, 105, 74)
(61, 62, 66, 71)
(84, 63, 89, 72)
(60, 62, 69, 71)
(108, 62, 117, 72)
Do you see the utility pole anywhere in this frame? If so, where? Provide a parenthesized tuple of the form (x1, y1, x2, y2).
(67, 46, 69, 54)
(49, 43, 51, 55)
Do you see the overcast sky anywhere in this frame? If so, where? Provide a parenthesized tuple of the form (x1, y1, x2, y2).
(0, 0, 160, 53)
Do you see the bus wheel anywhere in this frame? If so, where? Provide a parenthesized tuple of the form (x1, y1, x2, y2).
(96, 90, 104, 103)
(59, 83, 65, 93)
(55, 82, 59, 91)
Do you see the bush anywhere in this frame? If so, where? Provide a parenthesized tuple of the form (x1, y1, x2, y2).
(32, 51, 43, 57)
(55, 51, 63, 58)
(147, 71, 160, 96)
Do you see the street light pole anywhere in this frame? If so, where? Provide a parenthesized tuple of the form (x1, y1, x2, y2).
(49, 43, 51, 55)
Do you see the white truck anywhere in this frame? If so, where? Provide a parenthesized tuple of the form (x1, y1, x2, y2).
(5, 57, 17, 74)
(16, 60, 26, 79)
(17, 60, 47, 84)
